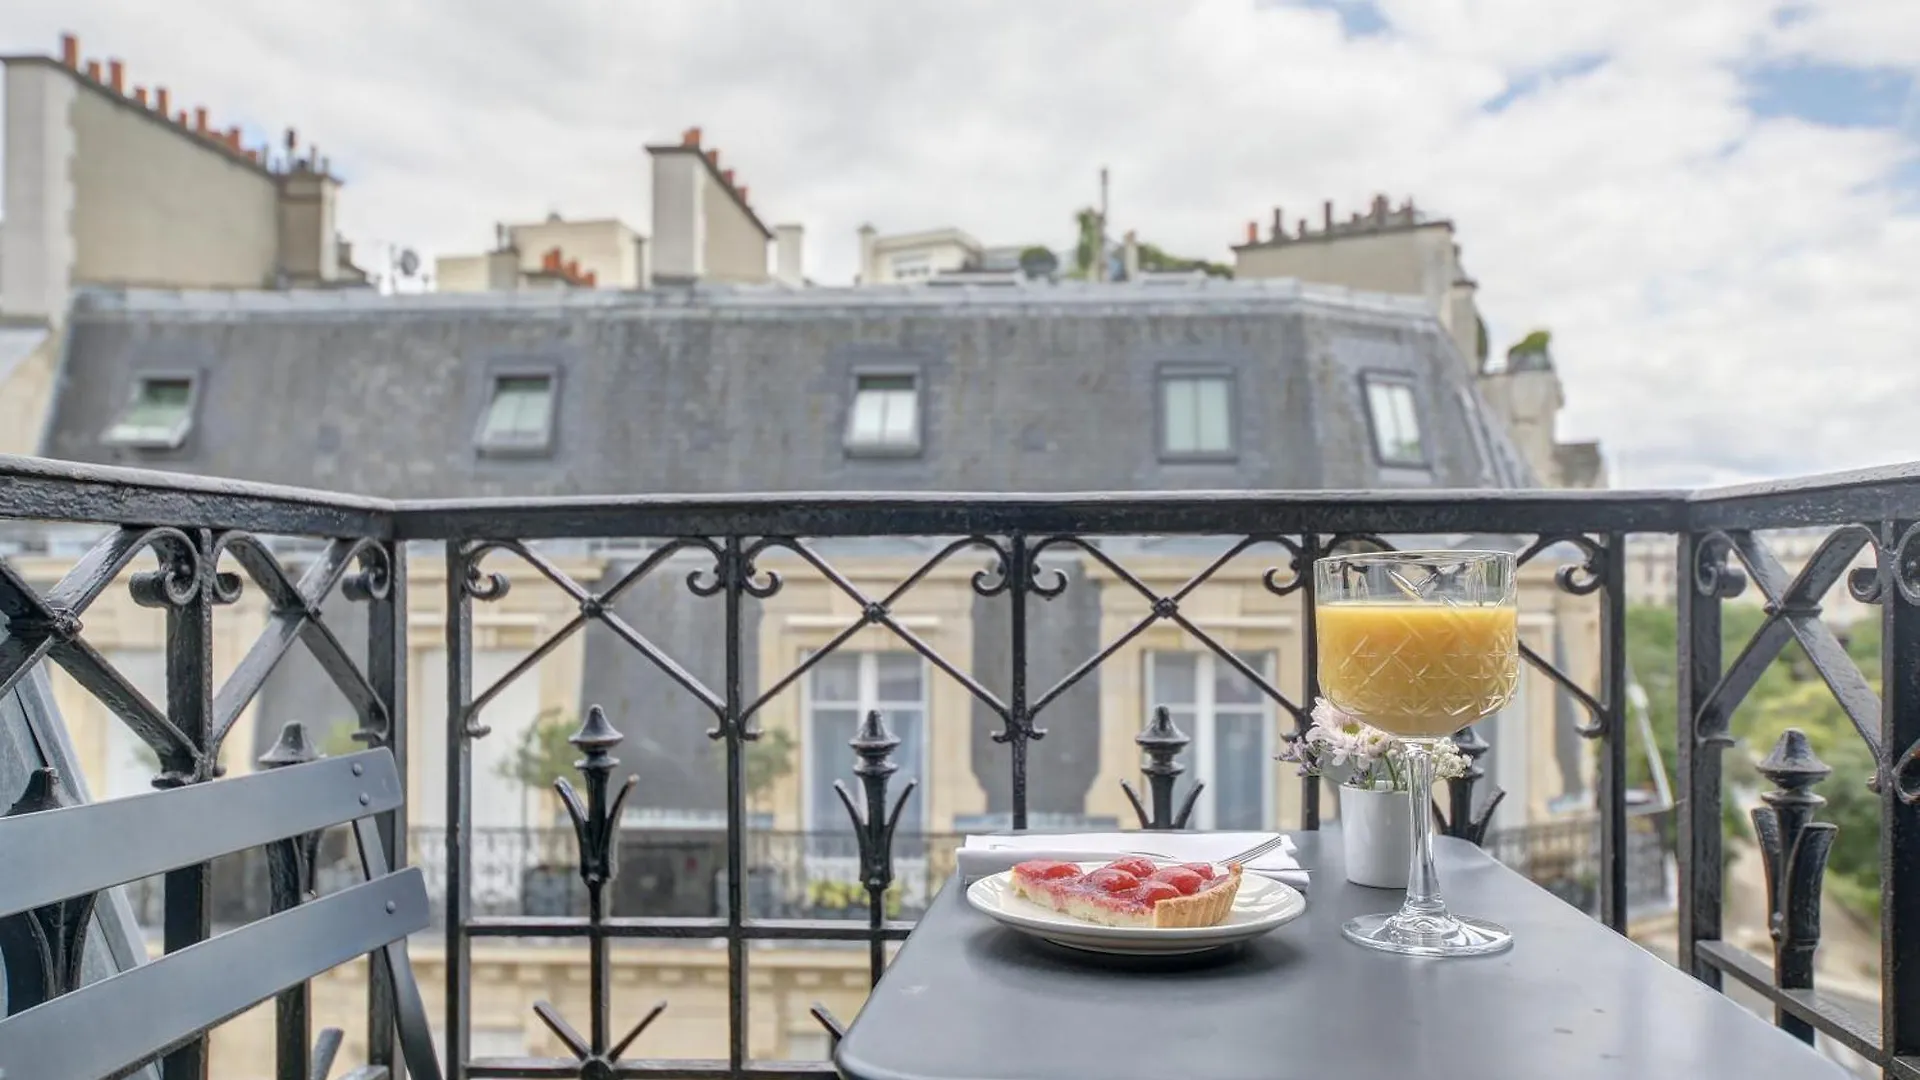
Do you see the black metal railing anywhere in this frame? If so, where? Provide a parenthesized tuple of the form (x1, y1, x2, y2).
(0, 453, 1913, 1077)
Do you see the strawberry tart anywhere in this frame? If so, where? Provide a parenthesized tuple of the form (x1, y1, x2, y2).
(1008, 856, 1243, 928)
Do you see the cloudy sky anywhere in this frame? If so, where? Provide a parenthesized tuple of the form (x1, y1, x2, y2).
(4, 1, 1917, 489)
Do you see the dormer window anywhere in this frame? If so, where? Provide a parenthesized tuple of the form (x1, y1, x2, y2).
(1364, 375, 1427, 468)
(846, 371, 921, 455)
(103, 375, 196, 449)
(477, 373, 556, 455)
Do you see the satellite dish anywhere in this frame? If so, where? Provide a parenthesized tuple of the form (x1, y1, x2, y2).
(397, 249, 421, 278)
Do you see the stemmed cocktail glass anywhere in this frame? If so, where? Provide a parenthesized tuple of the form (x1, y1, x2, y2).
(1314, 549, 1520, 958)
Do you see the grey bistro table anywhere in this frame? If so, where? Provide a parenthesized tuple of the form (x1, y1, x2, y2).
(835, 831, 1850, 1080)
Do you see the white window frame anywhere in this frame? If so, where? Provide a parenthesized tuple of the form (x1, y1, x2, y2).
(801, 650, 931, 899)
(1157, 367, 1237, 461)
(844, 368, 923, 456)
(1362, 374, 1428, 469)
(1143, 650, 1276, 830)
(103, 373, 198, 450)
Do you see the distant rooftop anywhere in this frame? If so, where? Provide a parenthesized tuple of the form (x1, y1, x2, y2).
(1234, 193, 1450, 251)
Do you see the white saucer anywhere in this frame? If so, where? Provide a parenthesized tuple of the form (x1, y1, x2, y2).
(965, 863, 1307, 956)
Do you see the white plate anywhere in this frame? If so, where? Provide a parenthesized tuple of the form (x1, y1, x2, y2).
(966, 863, 1307, 956)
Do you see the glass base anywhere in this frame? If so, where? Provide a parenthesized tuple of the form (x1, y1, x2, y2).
(1341, 911, 1513, 958)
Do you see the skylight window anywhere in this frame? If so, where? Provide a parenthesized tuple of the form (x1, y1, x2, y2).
(103, 376, 196, 449)
(477, 373, 556, 454)
(846, 372, 921, 454)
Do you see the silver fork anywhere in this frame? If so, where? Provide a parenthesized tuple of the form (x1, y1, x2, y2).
(1224, 834, 1290, 865)
(1127, 834, 1290, 865)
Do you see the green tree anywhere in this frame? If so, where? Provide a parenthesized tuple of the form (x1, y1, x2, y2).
(497, 706, 580, 796)
(1623, 603, 1795, 793)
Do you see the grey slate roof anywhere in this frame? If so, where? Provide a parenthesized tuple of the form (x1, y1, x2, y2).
(43, 278, 1534, 497)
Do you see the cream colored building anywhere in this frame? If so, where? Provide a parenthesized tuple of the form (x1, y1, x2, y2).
(437, 217, 650, 293)
(855, 226, 985, 284)
(1233, 194, 1605, 489)
(645, 128, 782, 286)
(0, 32, 363, 324)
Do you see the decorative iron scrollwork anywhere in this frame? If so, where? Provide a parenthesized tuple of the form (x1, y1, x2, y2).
(1436, 724, 1505, 844)
(1121, 706, 1202, 830)
(1693, 530, 1748, 599)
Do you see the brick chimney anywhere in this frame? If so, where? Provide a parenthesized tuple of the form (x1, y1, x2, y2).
(1245, 220, 1258, 244)
(156, 86, 170, 115)
(108, 59, 125, 93)
(85, 60, 102, 81)
(194, 107, 208, 133)
(277, 158, 343, 285)
(682, 126, 701, 147)
(60, 33, 79, 68)
(133, 87, 148, 106)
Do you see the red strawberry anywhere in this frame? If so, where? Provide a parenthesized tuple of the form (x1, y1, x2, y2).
(1105, 856, 1158, 878)
(1182, 862, 1217, 880)
(1086, 868, 1142, 893)
(1150, 867, 1205, 896)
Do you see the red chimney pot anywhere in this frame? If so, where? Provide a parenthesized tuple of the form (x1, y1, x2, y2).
(108, 59, 124, 93)
(682, 126, 702, 147)
(194, 107, 208, 133)
(706, 149, 719, 168)
(133, 87, 148, 106)
(156, 87, 171, 115)
(722, 168, 735, 186)
(84, 60, 102, 81)
(1245, 221, 1258, 244)
(59, 34, 79, 69)
(738, 185, 749, 203)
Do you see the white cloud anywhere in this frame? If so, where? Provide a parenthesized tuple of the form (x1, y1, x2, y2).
(2, 0, 1915, 488)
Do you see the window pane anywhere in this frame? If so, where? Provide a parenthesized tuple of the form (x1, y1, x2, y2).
(108, 378, 193, 442)
(808, 707, 862, 830)
(1147, 652, 1198, 707)
(1392, 385, 1423, 460)
(1214, 651, 1272, 705)
(1212, 713, 1268, 830)
(851, 375, 918, 447)
(1163, 378, 1197, 453)
(1193, 378, 1231, 452)
(874, 652, 922, 702)
(879, 390, 917, 443)
(482, 376, 551, 442)
(1366, 380, 1422, 464)
(809, 652, 860, 703)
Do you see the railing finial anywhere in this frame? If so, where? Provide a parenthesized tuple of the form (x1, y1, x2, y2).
(1121, 705, 1202, 830)
(1751, 727, 1837, 1045)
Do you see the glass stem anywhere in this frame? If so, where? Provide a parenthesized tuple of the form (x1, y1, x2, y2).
(1400, 739, 1447, 921)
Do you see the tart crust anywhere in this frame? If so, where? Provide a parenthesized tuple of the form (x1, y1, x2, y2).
(1009, 861, 1243, 929)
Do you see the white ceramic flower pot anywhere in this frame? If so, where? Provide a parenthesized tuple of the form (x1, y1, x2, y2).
(1340, 783, 1411, 889)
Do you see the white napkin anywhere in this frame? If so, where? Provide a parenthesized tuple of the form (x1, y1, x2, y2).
(956, 831, 1308, 889)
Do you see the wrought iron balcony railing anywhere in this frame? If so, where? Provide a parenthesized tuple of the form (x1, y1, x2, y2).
(0, 453, 1913, 1078)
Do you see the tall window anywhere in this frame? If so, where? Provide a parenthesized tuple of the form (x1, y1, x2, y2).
(845, 372, 921, 454)
(1160, 372, 1234, 458)
(477, 373, 556, 453)
(1144, 650, 1275, 829)
(103, 375, 196, 449)
(804, 651, 926, 835)
(1364, 377, 1426, 467)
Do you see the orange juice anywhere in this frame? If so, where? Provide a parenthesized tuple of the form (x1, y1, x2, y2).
(1316, 602, 1519, 737)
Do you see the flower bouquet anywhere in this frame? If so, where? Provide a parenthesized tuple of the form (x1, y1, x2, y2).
(1279, 699, 1470, 888)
